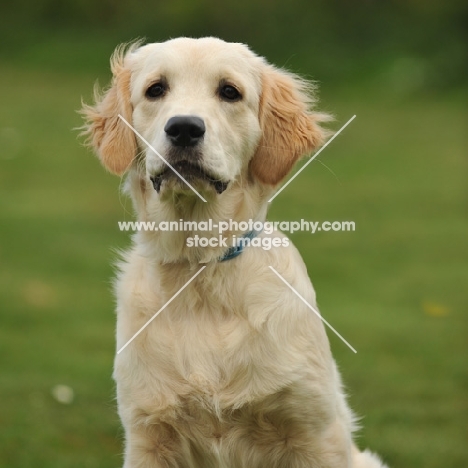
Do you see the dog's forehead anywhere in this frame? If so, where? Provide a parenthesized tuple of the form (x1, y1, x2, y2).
(130, 37, 263, 85)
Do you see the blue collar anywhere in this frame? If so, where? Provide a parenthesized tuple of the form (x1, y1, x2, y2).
(219, 230, 261, 262)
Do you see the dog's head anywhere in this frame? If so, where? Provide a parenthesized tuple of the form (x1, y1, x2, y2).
(81, 37, 330, 199)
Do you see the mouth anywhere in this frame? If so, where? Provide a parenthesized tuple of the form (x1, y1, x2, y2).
(150, 161, 229, 194)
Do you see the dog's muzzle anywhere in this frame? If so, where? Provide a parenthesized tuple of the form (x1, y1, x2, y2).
(150, 161, 229, 194)
(150, 115, 229, 195)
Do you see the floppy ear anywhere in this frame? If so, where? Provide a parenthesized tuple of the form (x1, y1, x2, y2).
(80, 46, 137, 175)
(250, 66, 331, 185)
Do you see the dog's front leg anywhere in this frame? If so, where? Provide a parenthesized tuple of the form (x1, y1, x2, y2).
(223, 406, 352, 468)
(122, 421, 189, 468)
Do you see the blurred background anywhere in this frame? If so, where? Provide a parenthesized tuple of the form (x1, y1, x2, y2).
(0, 1, 467, 467)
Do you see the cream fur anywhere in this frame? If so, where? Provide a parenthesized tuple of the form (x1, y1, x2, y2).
(82, 37, 388, 468)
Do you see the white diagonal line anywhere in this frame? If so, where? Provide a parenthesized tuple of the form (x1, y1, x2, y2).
(268, 266, 357, 353)
(117, 266, 206, 354)
(118, 114, 207, 203)
(268, 115, 356, 203)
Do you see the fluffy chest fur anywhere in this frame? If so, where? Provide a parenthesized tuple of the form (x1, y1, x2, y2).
(112, 244, 342, 467)
(114, 244, 333, 417)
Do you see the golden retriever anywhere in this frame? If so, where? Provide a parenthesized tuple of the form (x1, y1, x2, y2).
(81, 37, 388, 468)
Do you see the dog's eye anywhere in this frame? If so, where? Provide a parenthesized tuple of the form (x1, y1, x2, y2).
(219, 84, 242, 102)
(146, 82, 166, 99)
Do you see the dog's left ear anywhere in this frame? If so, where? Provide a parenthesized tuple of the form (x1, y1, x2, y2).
(250, 66, 331, 186)
(80, 46, 137, 175)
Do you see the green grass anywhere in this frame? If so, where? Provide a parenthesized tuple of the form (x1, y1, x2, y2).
(0, 61, 466, 468)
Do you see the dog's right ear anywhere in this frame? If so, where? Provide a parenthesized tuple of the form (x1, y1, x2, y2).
(80, 46, 137, 175)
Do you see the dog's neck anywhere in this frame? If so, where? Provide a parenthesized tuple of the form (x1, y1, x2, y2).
(126, 170, 272, 266)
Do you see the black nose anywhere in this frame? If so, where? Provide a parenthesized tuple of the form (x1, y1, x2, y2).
(164, 116, 205, 147)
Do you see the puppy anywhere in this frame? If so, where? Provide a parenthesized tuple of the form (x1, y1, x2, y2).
(82, 37, 388, 468)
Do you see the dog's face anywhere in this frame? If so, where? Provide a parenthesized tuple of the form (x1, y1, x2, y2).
(82, 37, 329, 199)
(130, 39, 263, 196)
